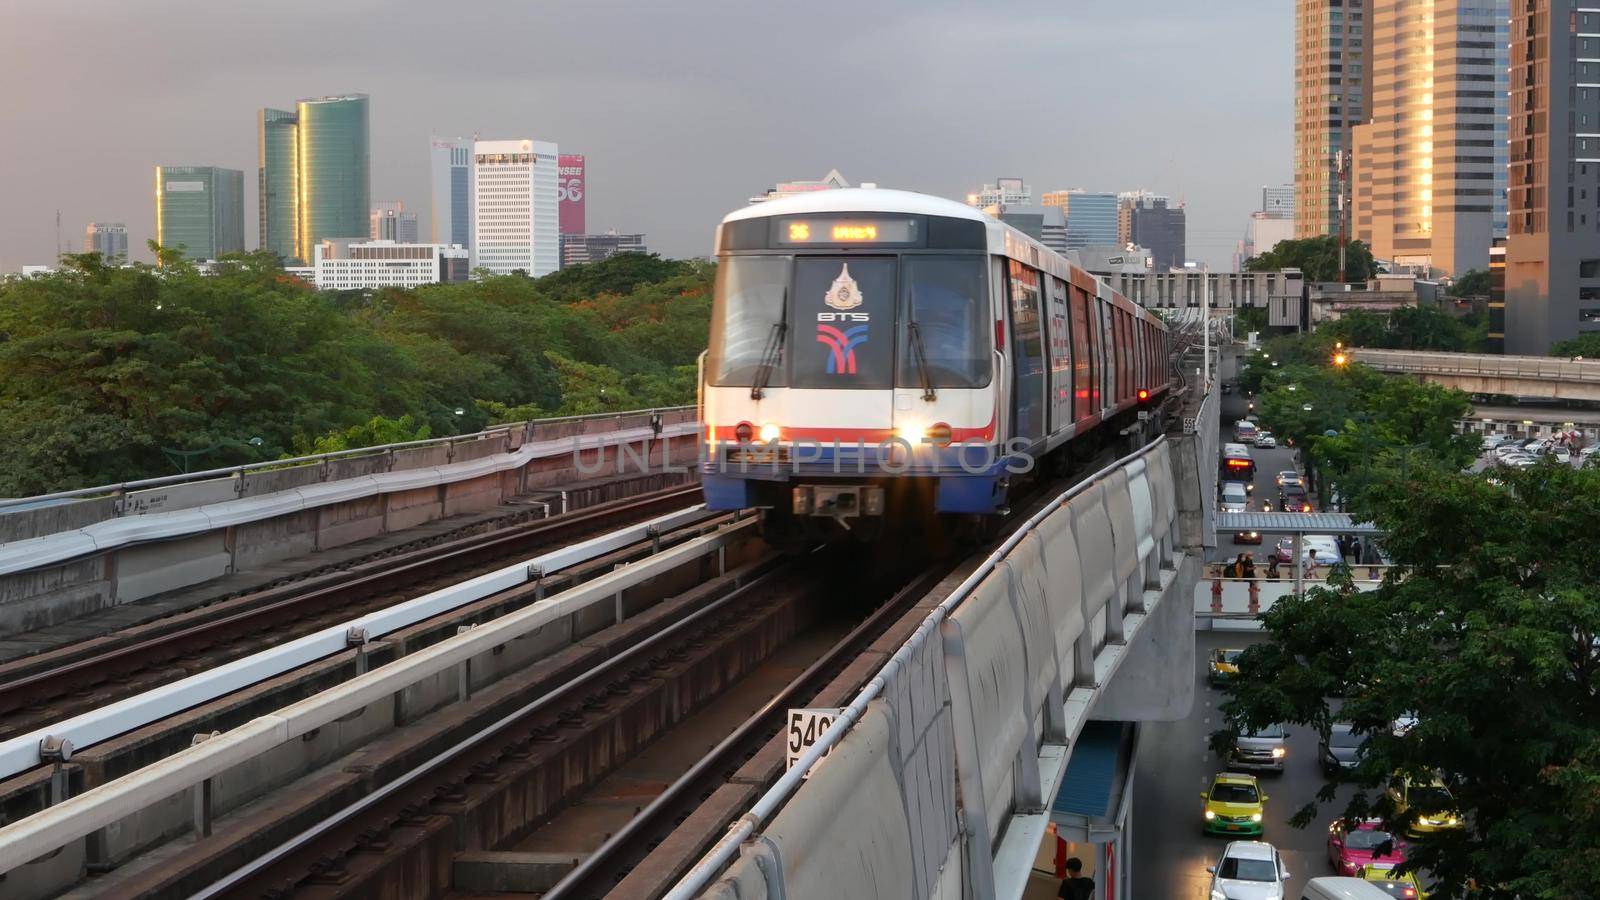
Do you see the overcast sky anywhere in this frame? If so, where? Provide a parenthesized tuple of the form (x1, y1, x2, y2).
(0, 0, 1291, 272)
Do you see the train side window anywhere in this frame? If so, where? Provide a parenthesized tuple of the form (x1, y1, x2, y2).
(1007, 261, 1048, 443)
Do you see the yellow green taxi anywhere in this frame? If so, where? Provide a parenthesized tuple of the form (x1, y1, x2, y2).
(1201, 772, 1266, 836)
(1208, 648, 1243, 686)
(1360, 863, 1429, 898)
(1387, 776, 1462, 837)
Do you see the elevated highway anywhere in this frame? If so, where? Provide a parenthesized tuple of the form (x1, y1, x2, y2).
(1352, 347, 1600, 401)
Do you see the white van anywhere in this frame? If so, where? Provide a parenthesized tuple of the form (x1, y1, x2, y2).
(1299, 877, 1398, 900)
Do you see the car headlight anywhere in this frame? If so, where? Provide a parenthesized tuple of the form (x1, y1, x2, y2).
(1447, 816, 1460, 825)
(1212, 891, 1228, 900)
(1251, 812, 1263, 822)
(1271, 747, 1286, 758)
(1203, 809, 1215, 820)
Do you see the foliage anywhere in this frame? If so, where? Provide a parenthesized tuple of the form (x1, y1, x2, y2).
(288, 415, 432, 457)
(1448, 268, 1489, 297)
(1245, 235, 1377, 283)
(1549, 332, 1600, 359)
(0, 248, 713, 495)
(1216, 461, 1600, 897)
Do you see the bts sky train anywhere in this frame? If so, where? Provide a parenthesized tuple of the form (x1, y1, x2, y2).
(697, 188, 1173, 543)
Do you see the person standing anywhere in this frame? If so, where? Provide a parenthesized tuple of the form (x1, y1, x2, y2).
(1241, 553, 1257, 580)
(1265, 557, 1281, 580)
(1058, 857, 1095, 900)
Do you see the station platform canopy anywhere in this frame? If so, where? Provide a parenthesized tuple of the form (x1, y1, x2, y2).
(1214, 511, 1382, 536)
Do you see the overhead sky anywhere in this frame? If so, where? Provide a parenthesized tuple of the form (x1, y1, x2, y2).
(0, 0, 1291, 272)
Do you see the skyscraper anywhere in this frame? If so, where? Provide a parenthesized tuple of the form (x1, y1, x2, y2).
(1352, 0, 1508, 276)
(83, 223, 128, 265)
(257, 94, 370, 265)
(155, 166, 245, 262)
(370, 201, 419, 243)
(1504, 0, 1600, 354)
(1043, 190, 1119, 249)
(1118, 192, 1187, 270)
(472, 139, 559, 277)
(1262, 185, 1295, 220)
(429, 136, 474, 252)
(294, 94, 370, 265)
(258, 108, 299, 262)
(1294, 0, 1370, 239)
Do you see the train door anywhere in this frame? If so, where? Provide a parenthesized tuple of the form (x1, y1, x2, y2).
(1008, 260, 1047, 448)
(1070, 286, 1094, 421)
(1046, 277, 1073, 436)
(1098, 296, 1113, 410)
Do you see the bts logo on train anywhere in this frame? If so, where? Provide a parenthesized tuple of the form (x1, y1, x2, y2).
(816, 264, 869, 374)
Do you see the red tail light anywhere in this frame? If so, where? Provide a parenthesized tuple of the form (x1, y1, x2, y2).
(734, 422, 753, 443)
(995, 320, 1005, 351)
(1137, 388, 1150, 402)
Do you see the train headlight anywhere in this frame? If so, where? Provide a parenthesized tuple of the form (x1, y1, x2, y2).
(897, 421, 952, 446)
(758, 423, 781, 443)
(924, 422, 953, 446)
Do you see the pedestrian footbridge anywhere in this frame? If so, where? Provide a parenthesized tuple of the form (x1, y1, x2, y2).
(1353, 348, 1600, 401)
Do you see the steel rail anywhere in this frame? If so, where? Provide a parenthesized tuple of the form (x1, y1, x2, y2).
(542, 560, 954, 900)
(0, 501, 712, 781)
(664, 437, 1167, 900)
(0, 484, 701, 714)
(189, 553, 802, 899)
(0, 517, 756, 875)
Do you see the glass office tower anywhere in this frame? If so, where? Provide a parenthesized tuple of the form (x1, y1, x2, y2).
(294, 94, 370, 265)
(156, 166, 244, 262)
(258, 108, 300, 263)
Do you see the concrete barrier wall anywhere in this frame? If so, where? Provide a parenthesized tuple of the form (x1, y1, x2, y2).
(0, 421, 699, 639)
(702, 436, 1204, 900)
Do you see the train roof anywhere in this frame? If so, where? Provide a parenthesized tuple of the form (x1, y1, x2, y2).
(722, 187, 990, 225)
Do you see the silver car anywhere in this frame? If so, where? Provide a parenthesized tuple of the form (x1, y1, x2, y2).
(1207, 840, 1289, 900)
(1232, 723, 1288, 772)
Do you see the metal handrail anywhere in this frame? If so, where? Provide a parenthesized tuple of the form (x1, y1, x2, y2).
(664, 436, 1168, 900)
(0, 406, 695, 511)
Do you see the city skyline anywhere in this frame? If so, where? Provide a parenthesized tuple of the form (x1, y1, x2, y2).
(0, 0, 1291, 272)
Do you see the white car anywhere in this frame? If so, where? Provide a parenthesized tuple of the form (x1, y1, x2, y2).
(1255, 433, 1277, 449)
(1549, 445, 1572, 463)
(1207, 840, 1289, 900)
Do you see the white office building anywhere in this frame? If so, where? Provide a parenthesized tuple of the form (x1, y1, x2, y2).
(312, 239, 469, 290)
(472, 138, 559, 277)
(967, 177, 1030, 209)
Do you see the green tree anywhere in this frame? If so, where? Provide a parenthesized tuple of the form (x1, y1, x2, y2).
(288, 414, 433, 456)
(1549, 332, 1600, 359)
(1245, 235, 1377, 283)
(1448, 268, 1490, 297)
(1217, 462, 1600, 897)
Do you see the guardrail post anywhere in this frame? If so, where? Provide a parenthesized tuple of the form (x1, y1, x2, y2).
(190, 731, 220, 839)
(1210, 567, 1223, 614)
(456, 624, 476, 702)
(346, 626, 371, 675)
(560, 490, 569, 515)
(1247, 578, 1260, 616)
(941, 618, 998, 900)
(40, 736, 72, 807)
(648, 525, 662, 555)
(613, 564, 626, 624)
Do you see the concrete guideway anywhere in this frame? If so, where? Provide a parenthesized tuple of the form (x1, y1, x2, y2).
(0, 513, 754, 876)
(1353, 347, 1600, 401)
(0, 504, 711, 784)
(673, 425, 1212, 900)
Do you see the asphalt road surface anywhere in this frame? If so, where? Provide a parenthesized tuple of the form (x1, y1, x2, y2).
(1130, 630, 1359, 898)
(1129, 391, 1353, 897)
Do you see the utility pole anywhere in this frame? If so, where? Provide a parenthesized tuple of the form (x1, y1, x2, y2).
(55, 210, 61, 261)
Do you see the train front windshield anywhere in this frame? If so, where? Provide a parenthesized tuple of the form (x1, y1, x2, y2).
(707, 253, 991, 391)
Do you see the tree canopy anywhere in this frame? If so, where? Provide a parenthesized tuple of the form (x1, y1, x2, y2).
(1217, 460, 1600, 897)
(1316, 305, 1486, 353)
(1245, 235, 1378, 283)
(1549, 332, 1600, 359)
(0, 250, 711, 495)
(1448, 268, 1489, 297)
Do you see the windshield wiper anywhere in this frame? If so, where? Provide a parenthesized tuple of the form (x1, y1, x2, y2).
(750, 321, 786, 400)
(907, 320, 937, 401)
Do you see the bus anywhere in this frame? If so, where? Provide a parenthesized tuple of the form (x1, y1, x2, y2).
(1222, 442, 1256, 486)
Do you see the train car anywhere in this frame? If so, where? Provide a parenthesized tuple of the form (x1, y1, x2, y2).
(698, 187, 1172, 543)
